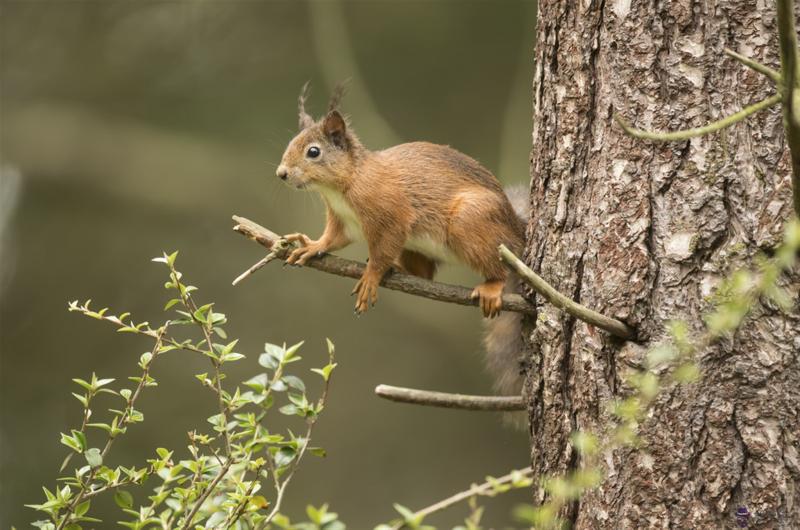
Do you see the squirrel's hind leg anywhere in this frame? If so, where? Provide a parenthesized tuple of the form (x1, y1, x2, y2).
(446, 192, 521, 318)
(397, 250, 438, 280)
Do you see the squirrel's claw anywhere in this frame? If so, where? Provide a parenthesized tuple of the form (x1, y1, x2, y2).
(352, 275, 379, 314)
(284, 233, 326, 266)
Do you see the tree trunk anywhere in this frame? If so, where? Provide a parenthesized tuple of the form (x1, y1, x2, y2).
(525, 1, 799, 528)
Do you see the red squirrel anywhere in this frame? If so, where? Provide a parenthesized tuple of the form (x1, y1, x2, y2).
(276, 85, 526, 321)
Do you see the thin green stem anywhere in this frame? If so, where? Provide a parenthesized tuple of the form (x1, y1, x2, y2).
(169, 266, 232, 457)
(498, 245, 635, 339)
(177, 459, 233, 530)
(614, 93, 781, 142)
(724, 48, 781, 82)
(386, 467, 533, 530)
(68, 303, 206, 355)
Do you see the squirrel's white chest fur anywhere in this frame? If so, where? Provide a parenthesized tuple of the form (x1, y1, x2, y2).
(314, 185, 459, 264)
(316, 185, 363, 242)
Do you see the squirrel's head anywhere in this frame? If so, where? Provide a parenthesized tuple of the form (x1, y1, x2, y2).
(276, 83, 360, 190)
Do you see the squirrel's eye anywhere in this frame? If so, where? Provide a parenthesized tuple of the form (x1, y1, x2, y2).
(306, 146, 321, 159)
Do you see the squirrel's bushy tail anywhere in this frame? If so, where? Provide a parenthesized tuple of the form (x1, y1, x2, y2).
(483, 185, 529, 399)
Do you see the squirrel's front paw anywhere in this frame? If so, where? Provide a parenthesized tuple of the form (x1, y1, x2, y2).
(470, 280, 504, 318)
(352, 274, 379, 314)
(284, 233, 327, 266)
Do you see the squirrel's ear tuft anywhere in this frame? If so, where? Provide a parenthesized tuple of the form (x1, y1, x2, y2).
(298, 81, 315, 131)
(322, 110, 348, 149)
(327, 82, 347, 113)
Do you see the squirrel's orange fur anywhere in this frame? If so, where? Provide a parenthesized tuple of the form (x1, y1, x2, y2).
(276, 86, 525, 318)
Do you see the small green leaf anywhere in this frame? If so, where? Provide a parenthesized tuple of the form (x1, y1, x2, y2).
(72, 378, 92, 392)
(71, 393, 89, 408)
(393, 503, 422, 525)
(114, 490, 134, 509)
(279, 404, 299, 416)
(283, 341, 304, 362)
(163, 298, 181, 311)
(60, 433, 82, 453)
(139, 352, 152, 367)
(85, 448, 102, 468)
(95, 377, 115, 388)
(282, 375, 305, 392)
(72, 430, 87, 452)
(311, 362, 337, 382)
(74, 500, 91, 517)
(273, 447, 296, 468)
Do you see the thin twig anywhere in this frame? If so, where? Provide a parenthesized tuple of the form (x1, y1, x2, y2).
(386, 467, 533, 530)
(498, 245, 635, 339)
(170, 265, 233, 458)
(375, 384, 525, 411)
(231, 245, 283, 286)
(724, 48, 782, 82)
(68, 302, 207, 356)
(177, 459, 233, 530)
(614, 93, 781, 142)
(231, 215, 536, 315)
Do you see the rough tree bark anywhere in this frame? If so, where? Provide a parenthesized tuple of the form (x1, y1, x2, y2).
(525, 1, 799, 528)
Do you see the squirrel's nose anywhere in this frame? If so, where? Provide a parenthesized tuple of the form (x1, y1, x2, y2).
(276, 166, 288, 181)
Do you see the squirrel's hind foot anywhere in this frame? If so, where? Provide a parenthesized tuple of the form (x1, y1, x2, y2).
(352, 271, 380, 314)
(471, 280, 504, 318)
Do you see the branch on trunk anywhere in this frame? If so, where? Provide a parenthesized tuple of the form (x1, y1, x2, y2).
(499, 245, 636, 340)
(231, 215, 537, 315)
(616, 9, 800, 216)
(374, 384, 525, 411)
(614, 93, 781, 141)
(724, 48, 781, 82)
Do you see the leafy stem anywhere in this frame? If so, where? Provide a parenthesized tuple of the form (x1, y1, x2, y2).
(54, 325, 168, 530)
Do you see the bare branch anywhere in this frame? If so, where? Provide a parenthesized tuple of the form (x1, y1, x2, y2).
(614, 93, 781, 142)
(499, 245, 635, 339)
(375, 384, 524, 411)
(231, 244, 284, 286)
(724, 48, 781, 82)
(231, 215, 537, 315)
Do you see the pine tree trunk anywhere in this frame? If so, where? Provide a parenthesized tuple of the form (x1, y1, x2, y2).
(525, 1, 800, 528)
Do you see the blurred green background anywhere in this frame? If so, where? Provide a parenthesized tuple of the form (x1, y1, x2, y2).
(0, 1, 537, 527)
